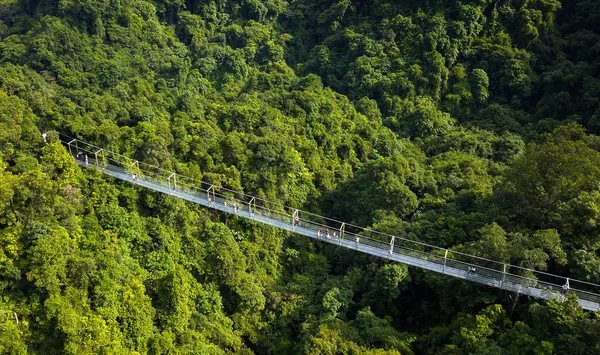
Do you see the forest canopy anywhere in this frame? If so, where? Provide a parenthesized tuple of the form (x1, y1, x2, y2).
(1, 0, 600, 353)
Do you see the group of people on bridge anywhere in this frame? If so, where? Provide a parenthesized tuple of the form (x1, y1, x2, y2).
(75, 151, 89, 166)
(316, 229, 340, 241)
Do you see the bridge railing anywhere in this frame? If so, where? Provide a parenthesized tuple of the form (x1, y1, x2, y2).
(59, 134, 600, 309)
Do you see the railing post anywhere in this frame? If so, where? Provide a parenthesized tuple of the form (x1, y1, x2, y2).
(207, 185, 213, 205)
(500, 264, 507, 288)
(168, 173, 175, 189)
(339, 223, 345, 245)
(443, 249, 448, 273)
(67, 139, 75, 155)
(130, 161, 139, 181)
(563, 278, 570, 295)
(95, 149, 103, 168)
(292, 209, 299, 231)
(389, 236, 396, 259)
(249, 197, 255, 215)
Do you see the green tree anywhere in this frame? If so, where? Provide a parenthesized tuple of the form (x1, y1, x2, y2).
(470, 68, 489, 105)
(363, 264, 409, 314)
(503, 124, 600, 236)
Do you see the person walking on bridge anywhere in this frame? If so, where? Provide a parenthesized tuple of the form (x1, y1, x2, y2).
(562, 278, 570, 295)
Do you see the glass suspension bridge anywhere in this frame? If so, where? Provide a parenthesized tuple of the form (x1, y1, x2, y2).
(59, 134, 600, 312)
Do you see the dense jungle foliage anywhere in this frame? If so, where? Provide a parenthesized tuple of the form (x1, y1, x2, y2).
(1, 0, 600, 353)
